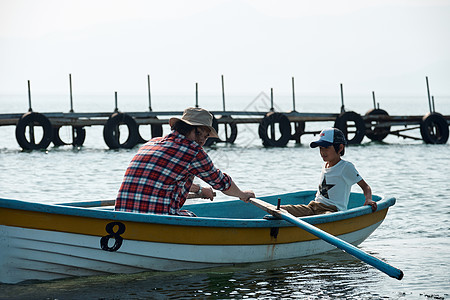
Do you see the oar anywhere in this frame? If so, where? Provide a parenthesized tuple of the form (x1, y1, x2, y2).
(59, 199, 116, 207)
(248, 198, 404, 280)
(59, 192, 217, 208)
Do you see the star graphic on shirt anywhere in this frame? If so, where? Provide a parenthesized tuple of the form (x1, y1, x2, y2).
(319, 177, 335, 199)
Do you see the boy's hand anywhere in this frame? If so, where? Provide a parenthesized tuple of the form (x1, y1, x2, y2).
(364, 199, 377, 212)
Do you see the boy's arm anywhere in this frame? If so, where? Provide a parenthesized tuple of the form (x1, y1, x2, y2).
(357, 179, 377, 212)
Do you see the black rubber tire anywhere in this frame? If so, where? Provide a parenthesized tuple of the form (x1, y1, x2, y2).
(223, 122, 238, 143)
(137, 118, 163, 144)
(204, 115, 220, 147)
(218, 117, 238, 144)
(52, 126, 86, 146)
(420, 112, 449, 144)
(72, 126, 87, 147)
(258, 112, 292, 147)
(365, 109, 390, 141)
(103, 113, 139, 149)
(15, 112, 53, 150)
(334, 111, 366, 145)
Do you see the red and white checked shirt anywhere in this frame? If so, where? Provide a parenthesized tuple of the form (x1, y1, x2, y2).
(115, 131, 232, 216)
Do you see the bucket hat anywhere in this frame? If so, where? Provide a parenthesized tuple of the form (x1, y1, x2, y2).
(169, 107, 218, 138)
(310, 128, 347, 148)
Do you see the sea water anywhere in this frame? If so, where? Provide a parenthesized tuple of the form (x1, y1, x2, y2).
(0, 93, 449, 299)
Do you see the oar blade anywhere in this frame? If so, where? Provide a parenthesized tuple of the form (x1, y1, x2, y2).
(249, 198, 404, 280)
(280, 211, 404, 280)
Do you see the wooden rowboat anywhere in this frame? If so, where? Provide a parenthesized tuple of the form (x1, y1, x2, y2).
(0, 191, 396, 284)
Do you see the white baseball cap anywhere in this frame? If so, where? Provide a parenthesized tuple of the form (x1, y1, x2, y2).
(310, 128, 347, 148)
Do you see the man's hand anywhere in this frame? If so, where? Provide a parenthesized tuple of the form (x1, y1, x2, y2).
(201, 186, 215, 201)
(240, 191, 255, 203)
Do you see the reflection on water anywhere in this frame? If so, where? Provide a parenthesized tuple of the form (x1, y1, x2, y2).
(0, 252, 401, 299)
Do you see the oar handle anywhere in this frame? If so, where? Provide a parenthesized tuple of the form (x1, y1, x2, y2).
(248, 198, 404, 280)
(187, 192, 217, 199)
(248, 198, 286, 217)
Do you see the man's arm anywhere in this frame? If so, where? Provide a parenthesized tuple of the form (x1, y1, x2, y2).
(222, 180, 255, 202)
(189, 183, 215, 200)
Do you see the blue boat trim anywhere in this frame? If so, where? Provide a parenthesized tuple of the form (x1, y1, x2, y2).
(0, 191, 396, 228)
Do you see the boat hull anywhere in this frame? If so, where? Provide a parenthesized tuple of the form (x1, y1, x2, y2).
(0, 191, 395, 284)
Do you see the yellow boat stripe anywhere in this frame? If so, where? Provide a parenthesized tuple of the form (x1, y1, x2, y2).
(0, 207, 388, 245)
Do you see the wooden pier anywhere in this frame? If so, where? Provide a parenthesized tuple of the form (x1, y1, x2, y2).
(1, 76, 449, 150)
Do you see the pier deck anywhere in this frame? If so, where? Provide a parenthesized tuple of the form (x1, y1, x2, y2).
(1, 109, 449, 150)
(1, 75, 448, 150)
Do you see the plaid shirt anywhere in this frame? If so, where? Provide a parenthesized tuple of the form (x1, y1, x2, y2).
(115, 131, 232, 216)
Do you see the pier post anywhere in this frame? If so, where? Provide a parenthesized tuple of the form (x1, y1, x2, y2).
(432, 96, 435, 113)
(147, 75, 152, 111)
(221, 75, 226, 111)
(426, 76, 432, 113)
(222, 75, 229, 141)
(27, 80, 32, 112)
(292, 77, 296, 111)
(69, 74, 74, 113)
(340, 83, 345, 113)
(270, 88, 274, 111)
(372, 91, 376, 109)
(114, 92, 119, 112)
(195, 83, 199, 108)
(270, 88, 275, 140)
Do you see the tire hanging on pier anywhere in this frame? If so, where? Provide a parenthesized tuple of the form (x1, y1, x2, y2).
(218, 116, 238, 144)
(365, 109, 391, 142)
(223, 121, 238, 143)
(52, 126, 86, 147)
(334, 111, 366, 145)
(103, 113, 139, 149)
(258, 112, 291, 147)
(420, 112, 449, 144)
(15, 112, 53, 150)
(137, 117, 163, 144)
(204, 115, 220, 147)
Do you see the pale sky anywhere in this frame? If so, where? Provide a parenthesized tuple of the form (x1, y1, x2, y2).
(0, 0, 449, 97)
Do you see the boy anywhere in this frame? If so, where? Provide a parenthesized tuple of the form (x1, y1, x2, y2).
(281, 128, 377, 217)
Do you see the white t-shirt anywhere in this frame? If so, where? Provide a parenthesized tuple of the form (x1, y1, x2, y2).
(315, 159, 362, 211)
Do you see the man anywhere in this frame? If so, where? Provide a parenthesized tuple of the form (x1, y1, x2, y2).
(115, 107, 255, 216)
